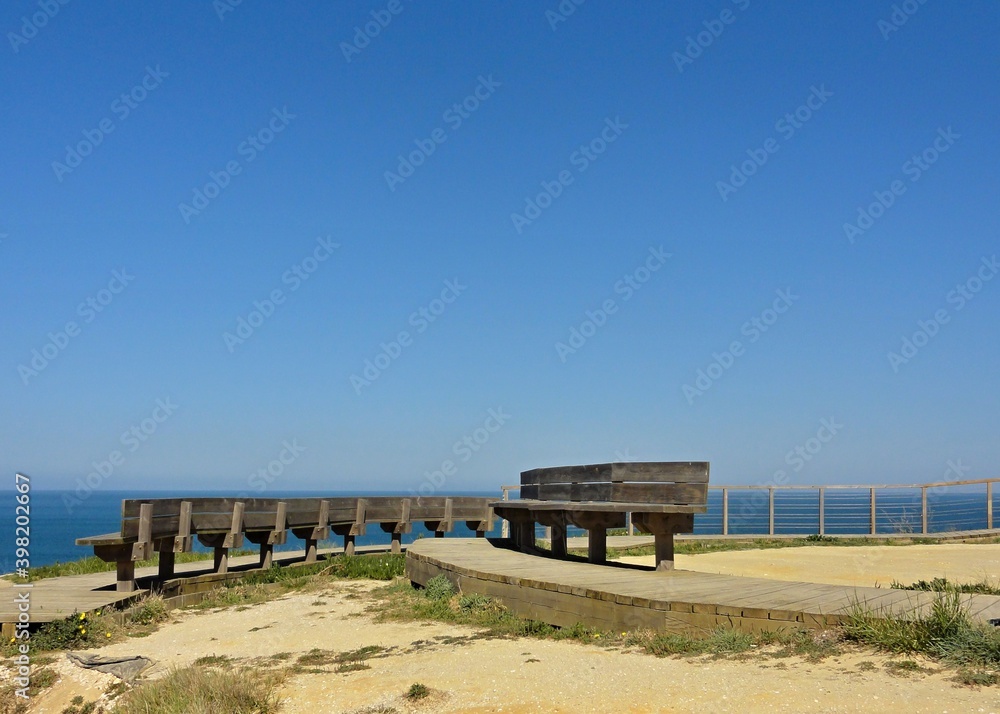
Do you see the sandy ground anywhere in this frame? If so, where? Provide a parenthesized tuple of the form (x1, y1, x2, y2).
(617, 544, 1000, 588)
(16, 544, 1000, 713)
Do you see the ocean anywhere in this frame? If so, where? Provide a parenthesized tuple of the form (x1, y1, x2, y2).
(3, 487, 995, 572)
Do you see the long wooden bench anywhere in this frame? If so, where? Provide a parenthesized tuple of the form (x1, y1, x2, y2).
(77, 496, 494, 592)
(491, 462, 708, 570)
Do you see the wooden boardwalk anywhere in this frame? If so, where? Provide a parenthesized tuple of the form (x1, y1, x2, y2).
(0, 544, 392, 634)
(407, 538, 1000, 634)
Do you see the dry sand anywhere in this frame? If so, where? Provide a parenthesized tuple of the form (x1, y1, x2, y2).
(20, 544, 1000, 713)
(617, 543, 1000, 588)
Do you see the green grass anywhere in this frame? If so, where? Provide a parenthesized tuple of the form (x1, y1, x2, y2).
(843, 588, 1000, 680)
(591, 535, 960, 560)
(4, 550, 258, 583)
(370, 577, 843, 659)
(108, 665, 283, 714)
(891, 576, 1000, 597)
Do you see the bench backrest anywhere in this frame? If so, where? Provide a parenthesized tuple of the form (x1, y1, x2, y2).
(519, 462, 709, 505)
(119, 496, 493, 540)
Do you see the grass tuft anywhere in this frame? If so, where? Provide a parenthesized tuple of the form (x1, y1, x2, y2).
(109, 665, 283, 714)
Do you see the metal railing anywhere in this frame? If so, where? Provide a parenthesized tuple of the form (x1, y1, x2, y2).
(500, 477, 998, 537)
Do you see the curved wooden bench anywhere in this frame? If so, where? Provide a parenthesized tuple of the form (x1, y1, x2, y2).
(491, 462, 708, 570)
(77, 496, 494, 591)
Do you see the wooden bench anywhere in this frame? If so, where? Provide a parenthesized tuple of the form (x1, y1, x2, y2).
(77, 496, 494, 592)
(491, 462, 708, 570)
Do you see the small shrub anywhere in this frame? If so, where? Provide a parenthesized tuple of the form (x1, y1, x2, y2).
(955, 668, 999, 686)
(404, 683, 429, 700)
(423, 575, 455, 601)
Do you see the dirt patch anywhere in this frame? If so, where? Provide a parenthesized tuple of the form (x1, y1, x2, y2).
(24, 572, 1000, 714)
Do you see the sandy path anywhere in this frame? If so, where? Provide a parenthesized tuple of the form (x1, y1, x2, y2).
(26, 577, 1000, 714)
(616, 544, 1000, 588)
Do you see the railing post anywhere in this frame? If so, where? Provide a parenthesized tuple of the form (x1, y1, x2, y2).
(988, 481, 994, 530)
(818, 487, 825, 535)
(500, 487, 510, 539)
(870, 487, 876, 535)
(921, 486, 928, 534)
(722, 488, 729, 536)
(768, 488, 775, 536)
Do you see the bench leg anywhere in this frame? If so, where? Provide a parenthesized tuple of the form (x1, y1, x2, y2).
(260, 543, 274, 569)
(214, 547, 229, 574)
(434, 530, 445, 538)
(654, 532, 675, 571)
(475, 530, 485, 538)
(344, 534, 355, 556)
(304, 538, 318, 563)
(551, 523, 567, 558)
(116, 561, 136, 592)
(588, 528, 607, 564)
(390, 532, 402, 554)
(517, 521, 536, 551)
(157, 550, 175, 580)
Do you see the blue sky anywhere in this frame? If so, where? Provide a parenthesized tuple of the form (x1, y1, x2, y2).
(2, 1, 998, 494)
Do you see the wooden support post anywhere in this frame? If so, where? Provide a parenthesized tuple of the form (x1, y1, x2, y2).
(819, 487, 825, 535)
(587, 528, 606, 564)
(157, 550, 175, 581)
(475, 529, 485, 538)
(922, 486, 928, 534)
(116, 561, 136, 592)
(722, 488, 729, 536)
(627, 512, 634, 536)
(654, 532, 674, 571)
(768, 488, 775, 535)
(260, 543, 273, 569)
(390, 531, 402, 554)
(434, 530, 444, 538)
(870, 488, 877, 534)
(214, 547, 228, 574)
(550, 522, 567, 558)
(344, 533, 356, 556)
(517, 520, 535, 551)
(304, 539, 318, 563)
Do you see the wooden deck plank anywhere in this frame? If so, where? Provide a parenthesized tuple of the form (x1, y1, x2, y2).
(406, 538, 1000, 634)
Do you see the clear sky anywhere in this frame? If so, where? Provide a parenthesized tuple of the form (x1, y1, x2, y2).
(2, 1, 998, 494)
